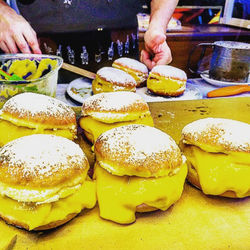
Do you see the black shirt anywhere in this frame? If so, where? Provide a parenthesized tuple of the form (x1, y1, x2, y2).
(17, 0, 143, 33)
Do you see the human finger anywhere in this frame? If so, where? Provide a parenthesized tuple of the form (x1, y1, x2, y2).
(5, 36, 18, 53)
(0, 41, 10, 53)
(140, 49, 154, 69)
(23, 29, 41, 54)
(13, 33, 31, 53)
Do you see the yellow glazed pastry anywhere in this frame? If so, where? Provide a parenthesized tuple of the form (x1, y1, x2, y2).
(147, 65, 187, 97)
(79, 91, 154, 143)
(112, 57, 148, 87)
(94, 124, 187, 224)
(0, 92, 77, 146)
(0, 134, 96, 230)
(180, 118, 250, 198)
(92, 67, 136, 94)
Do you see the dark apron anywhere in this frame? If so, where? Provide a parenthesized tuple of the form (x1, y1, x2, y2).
(15, 0, 142, 74)
(17, 0, 141, 33)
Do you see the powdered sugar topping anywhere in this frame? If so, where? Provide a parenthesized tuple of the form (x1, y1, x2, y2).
(113, 57, 148, 73)
(0, 134, 86, 179)
(97, 67, 136, 85)
(97, 124, 181, 167)
(82, 91, 148, 113)
(2, 92, 74, 119)
(151, 65, 187, 80)
(182, 118, 250, 151)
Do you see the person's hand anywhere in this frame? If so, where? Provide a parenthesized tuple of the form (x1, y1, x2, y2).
(140, 28, 172, 70)
(0, 6, 41, 54)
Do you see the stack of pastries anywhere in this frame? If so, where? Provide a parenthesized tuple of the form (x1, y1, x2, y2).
(0, 85, 249, 231)
(0, 134, 96, 230)
(112, 57, 148, 87)
(93, 57, 187, 97)
(180, 118, 250, 198)
(147, 65, 187, 97)
(79, 91, 154, 143)
(0, 92, 77, 146)
(92, 67, 137, 94)
(94, 124, 188, 224)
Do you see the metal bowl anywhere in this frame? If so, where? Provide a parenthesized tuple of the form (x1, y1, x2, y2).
(0, 54, 63, 108)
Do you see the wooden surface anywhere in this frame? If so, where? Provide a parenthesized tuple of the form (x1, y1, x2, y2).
(0, 97, 249, 250)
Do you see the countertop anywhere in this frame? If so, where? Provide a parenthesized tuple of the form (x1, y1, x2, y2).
(1, 96, 249, 250)
(56, 78, 250, 107)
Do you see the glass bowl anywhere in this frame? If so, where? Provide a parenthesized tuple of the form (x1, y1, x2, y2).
(0, 54, 63, 108)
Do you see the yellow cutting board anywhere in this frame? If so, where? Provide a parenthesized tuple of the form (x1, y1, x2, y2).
(0, 97, 249, 250)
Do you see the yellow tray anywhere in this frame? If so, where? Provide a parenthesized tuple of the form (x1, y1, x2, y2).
(1, 97, 249, 250)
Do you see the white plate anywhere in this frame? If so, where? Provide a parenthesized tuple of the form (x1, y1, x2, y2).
(200, 71, 249, 87)
(67, 77, 202, 103)
(136, 84, 202, 102)
(67, 78, 93, 103)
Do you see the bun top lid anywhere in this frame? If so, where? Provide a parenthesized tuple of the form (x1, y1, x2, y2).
(1, 93, 75, 126)
(113, 57, 148, 73)
(150, 65, 187, 81)
(182, 118, 250, 153)
(95, 124, 184, 177)
(0, 134, 89, 188)
(82, 91, 149, 115)
(96, 67, 136, 86)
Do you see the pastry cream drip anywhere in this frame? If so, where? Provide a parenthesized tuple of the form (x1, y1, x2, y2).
(92, 77, 136, 94)
(96, 125, 182, 177)
(183, 144, 250, 197)
(96, 67, 136, 85)
(0, 119, 76, 146)
(2, 92, 75, 121)
(182, 118, 250, 152)
(0, 135, 87, 179)
(0, 113, 76, 131)
(113, 58, 148, 73)
(94, 163, 187, 224)
(82, 91, 149, 114)
(147, 77, 186, 93)
(80, 113, 154, 143)
(0, 179, 96, 230)
(150, 65, 187, 80)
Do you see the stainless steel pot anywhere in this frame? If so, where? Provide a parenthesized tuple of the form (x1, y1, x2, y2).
(188, 41, 250, 83)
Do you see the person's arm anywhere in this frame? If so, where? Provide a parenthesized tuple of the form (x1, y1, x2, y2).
(140, 0, 178, 69)
(0, 0, 41, 54)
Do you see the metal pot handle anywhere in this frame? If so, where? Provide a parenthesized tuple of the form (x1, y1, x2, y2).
(187, 43, 214, 75)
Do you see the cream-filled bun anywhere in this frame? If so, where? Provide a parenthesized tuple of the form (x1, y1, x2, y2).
(79, 91, 154, 143)
(112, 57, 148, 87)
(180, 118, 250, 198)
(147, 65, 187, 97)
(0, 93, 77, 146)
(94, 124, 187, 224)
(92, 67, 136, 94)
(0, 134, 96, 230)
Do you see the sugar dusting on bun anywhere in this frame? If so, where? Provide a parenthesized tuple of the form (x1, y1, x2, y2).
(2, 92, 75, 126)
(96, 67, 136, 86)
(182, 118, 250, 153)
(113, 57, 148, 73)
(82, 91, 149, 115)
(95, 124, 184, 177)
(0, 134, 88, 189)
(151, 65, 187, 81)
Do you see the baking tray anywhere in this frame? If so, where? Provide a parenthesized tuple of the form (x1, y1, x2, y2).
(1, 97, 249, 250)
